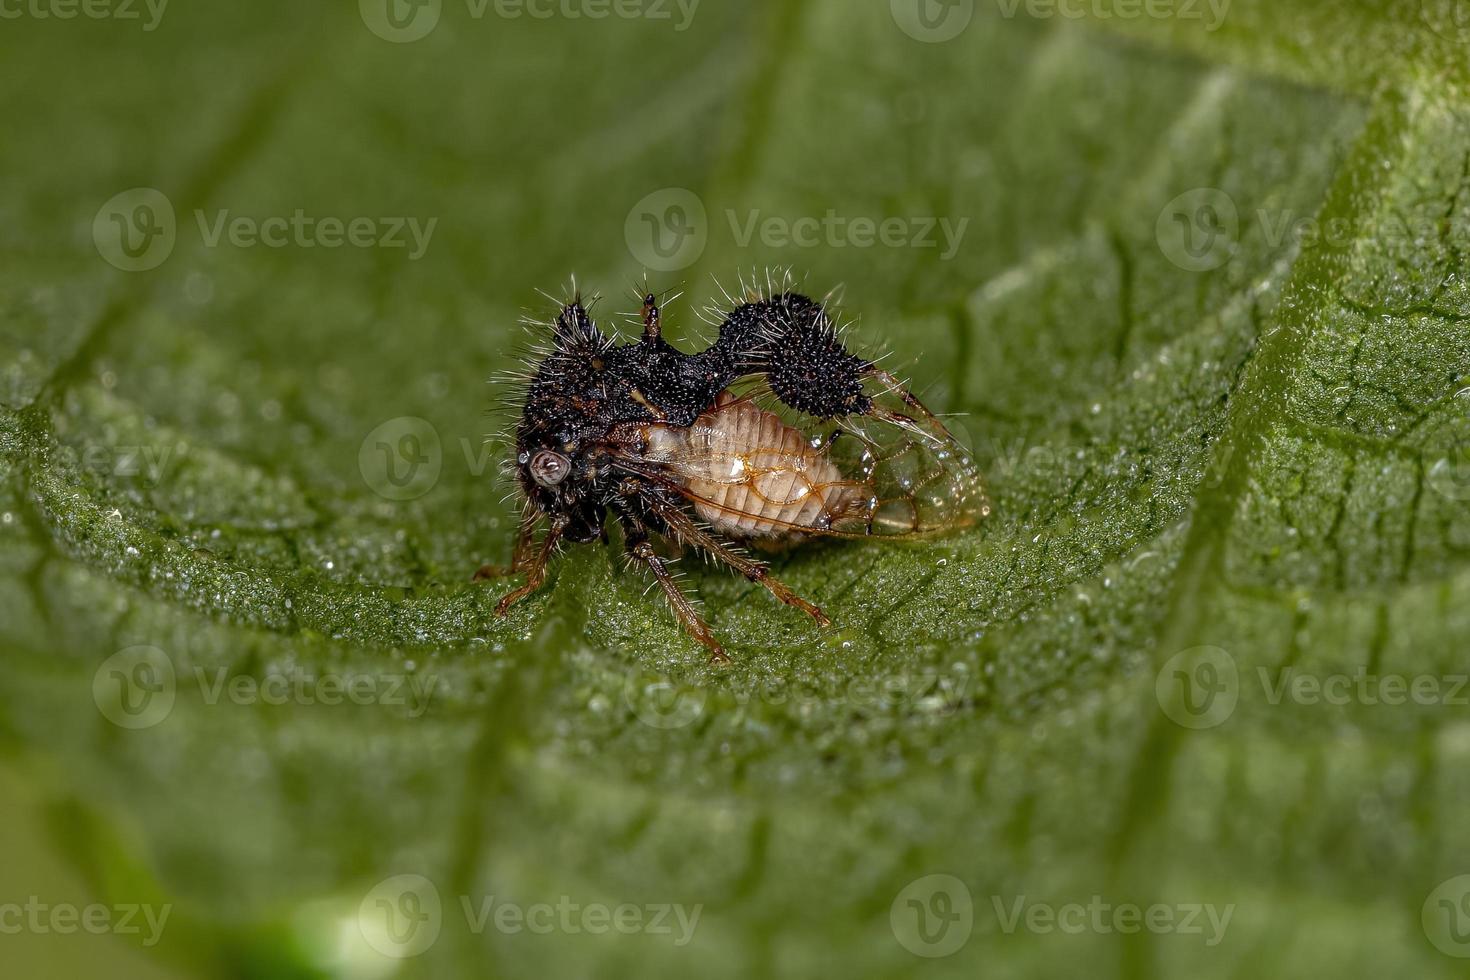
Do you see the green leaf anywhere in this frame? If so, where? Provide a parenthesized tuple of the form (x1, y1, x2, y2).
(2, 2, 1469, 978)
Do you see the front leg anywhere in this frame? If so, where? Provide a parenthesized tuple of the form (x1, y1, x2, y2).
(474, 508, 540, 581)
(490, 516, 566, 618)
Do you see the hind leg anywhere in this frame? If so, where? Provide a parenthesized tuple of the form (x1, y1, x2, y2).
(644, 496, 831, 628)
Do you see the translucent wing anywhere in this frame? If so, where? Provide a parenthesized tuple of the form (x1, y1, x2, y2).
(613, 376, 988, 540)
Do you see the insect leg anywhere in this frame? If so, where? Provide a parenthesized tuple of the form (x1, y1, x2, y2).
(624, 528, 729, 665)
(647, 497, 832, 628)
(473, 507, 541, 581)
(491, 516, 566, 617)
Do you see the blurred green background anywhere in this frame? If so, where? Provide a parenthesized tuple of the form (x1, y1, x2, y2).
(3, 0, 1470, 977)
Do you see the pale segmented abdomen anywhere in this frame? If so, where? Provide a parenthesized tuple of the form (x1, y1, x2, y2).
(643, 396, 865, 539)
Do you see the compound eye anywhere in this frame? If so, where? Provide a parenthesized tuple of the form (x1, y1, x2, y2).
(529, 450, 572, 487)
